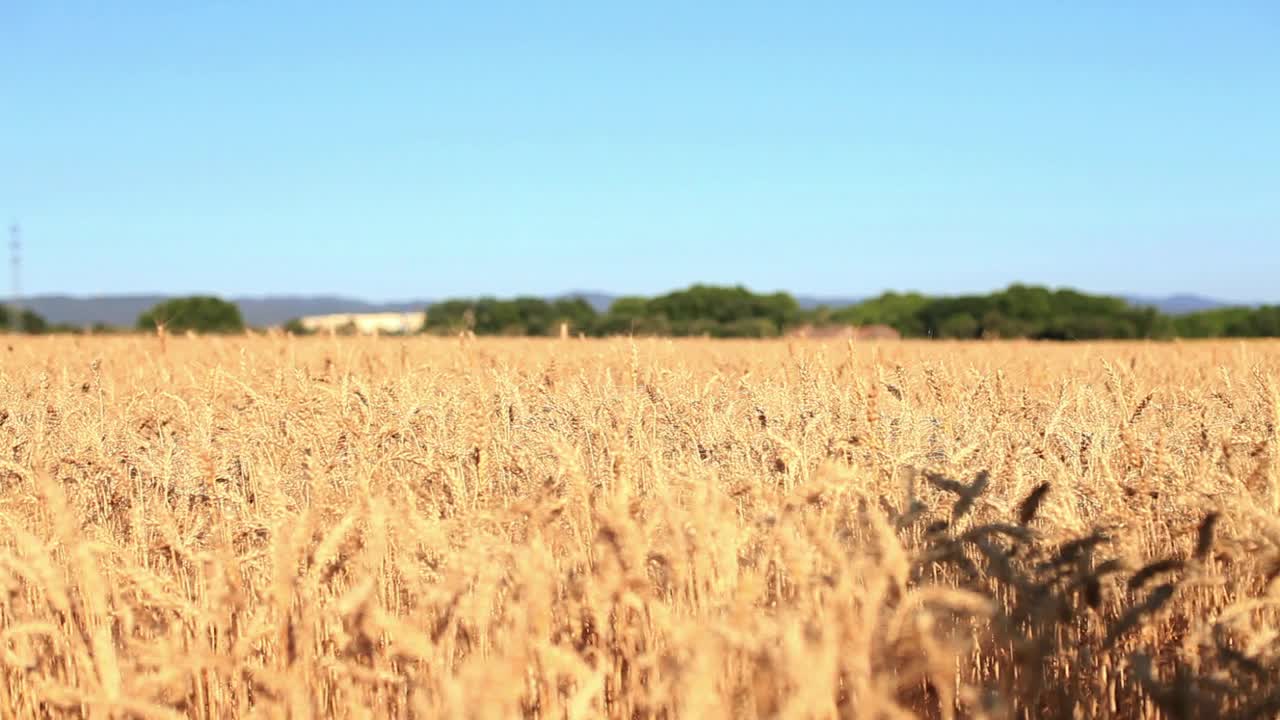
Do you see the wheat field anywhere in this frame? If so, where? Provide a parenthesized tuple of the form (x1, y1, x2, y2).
(0, 335, 1278, 719)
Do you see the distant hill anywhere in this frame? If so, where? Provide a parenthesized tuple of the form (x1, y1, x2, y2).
(24, 295, 172, 328)
(1123, 294, 1250, 315)
(794, 295, 865, 310)
(556, 291, 617, 313)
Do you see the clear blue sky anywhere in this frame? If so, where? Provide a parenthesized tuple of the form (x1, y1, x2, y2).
(3, 2, 1277, 302)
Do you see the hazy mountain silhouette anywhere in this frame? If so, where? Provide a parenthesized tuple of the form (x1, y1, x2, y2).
(1122, 294, 1246, 315)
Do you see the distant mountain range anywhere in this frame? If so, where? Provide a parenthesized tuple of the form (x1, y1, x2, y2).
(1121, 294, 1244, 315)
(18, 291, 1258, 328)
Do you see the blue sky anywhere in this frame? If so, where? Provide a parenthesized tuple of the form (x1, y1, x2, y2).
(3, 2, 1277, 301)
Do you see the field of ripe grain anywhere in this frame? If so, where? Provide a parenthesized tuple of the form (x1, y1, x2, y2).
(1, 336, 1278, 719)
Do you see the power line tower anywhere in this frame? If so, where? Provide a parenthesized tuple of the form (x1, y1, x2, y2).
(8, 222, 20, 313)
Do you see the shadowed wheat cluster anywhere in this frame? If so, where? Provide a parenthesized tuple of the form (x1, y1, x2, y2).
(0, 336, 1278, 719)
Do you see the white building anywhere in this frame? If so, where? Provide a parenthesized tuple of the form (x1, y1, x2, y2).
(298, 312, 425, 335)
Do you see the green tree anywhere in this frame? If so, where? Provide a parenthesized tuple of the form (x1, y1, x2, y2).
(829, 292, 929, 335)
(715, 317, 781, 338)
(937, 312, 980, 339)
(638, 285, 800, 336)
(423, 297, 600, 336)
(17, 309, 48, 334)
(549, 298, 598, 335)
(282, 318, 313, 335)
(596, 297, 658, 335)
(423, 300, 478, 334)
(137, 296, 245, 333)
(0, 306, 50, 334)
(918, 297, 994, 337)
(997, 284, 1054, 323)
(1247, 306, 1280, 336)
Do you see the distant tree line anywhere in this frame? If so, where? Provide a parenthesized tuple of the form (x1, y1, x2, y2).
(808, 285, 1169, 340)
(2, 287, 1277, 339)
(424, 297, 600, 337)
(420, 284, 1280, 340)
(423, 286, 801, 338)
(814, 285, 1280, 339)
